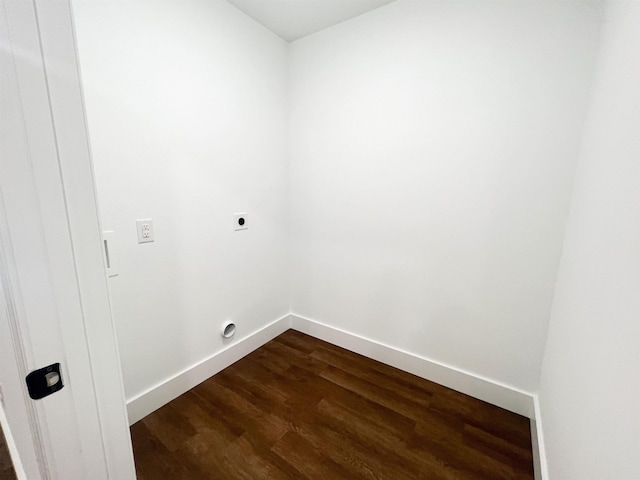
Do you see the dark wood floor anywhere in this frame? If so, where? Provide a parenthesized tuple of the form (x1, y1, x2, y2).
(131, 330, 534, 479)
(0, 423, 17, 480)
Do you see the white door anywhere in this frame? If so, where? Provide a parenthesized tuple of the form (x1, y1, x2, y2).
(0, 0, 135, 478)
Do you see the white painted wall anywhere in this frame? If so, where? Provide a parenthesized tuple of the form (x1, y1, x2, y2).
(538, 2, 640, 478)
(288, 0, 603, 392)
(72, 0, 290, 402)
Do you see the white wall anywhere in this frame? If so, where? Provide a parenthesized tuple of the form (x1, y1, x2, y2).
(538, 2, 640, 478)
(288, 0, 603, 392)
(73, 0, 290, 402)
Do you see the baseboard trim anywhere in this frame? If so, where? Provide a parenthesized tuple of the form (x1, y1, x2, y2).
(290, 313, 535, 418)
(126, 314, 292, 425)
(531, 394, 549, 480)
(126, 312, 543, 472)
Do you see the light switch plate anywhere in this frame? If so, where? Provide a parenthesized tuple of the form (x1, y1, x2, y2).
(136, 219, 154, 243)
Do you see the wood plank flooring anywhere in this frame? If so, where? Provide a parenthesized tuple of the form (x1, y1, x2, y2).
(0, 423, 17, 480)
(131, 330, 534, 479)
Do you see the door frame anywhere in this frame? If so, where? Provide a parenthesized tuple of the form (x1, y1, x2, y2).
(0, 0, 135, 477)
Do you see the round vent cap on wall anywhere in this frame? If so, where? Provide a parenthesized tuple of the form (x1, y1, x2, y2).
(222, 321, 236, 339)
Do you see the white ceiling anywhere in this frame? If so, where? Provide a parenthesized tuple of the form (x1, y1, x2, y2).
(227, 0, 397, 42)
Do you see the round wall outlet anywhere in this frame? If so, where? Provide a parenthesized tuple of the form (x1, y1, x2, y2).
(233, 212, 248, 230)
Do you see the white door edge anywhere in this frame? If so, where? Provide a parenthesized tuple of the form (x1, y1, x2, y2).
(1, 0, 136, 478)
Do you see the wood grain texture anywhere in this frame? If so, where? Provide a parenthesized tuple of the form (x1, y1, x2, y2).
(131, 330, 534, 479)
(0, 423, 17, 480)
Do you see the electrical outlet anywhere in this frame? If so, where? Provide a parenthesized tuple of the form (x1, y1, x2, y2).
(136, 219, 154, 243)
(233, 212, 248, 231)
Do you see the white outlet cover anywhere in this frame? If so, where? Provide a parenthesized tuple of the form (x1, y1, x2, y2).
(136, 219, 154, 243)
(233, 212, 248, 231)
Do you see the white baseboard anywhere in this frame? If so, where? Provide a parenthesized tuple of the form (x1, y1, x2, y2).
(289, 313, 535, 418)
(125, 311, 545, 476)
(531, 394, 549, 480)
(126, 314, 292, 424)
